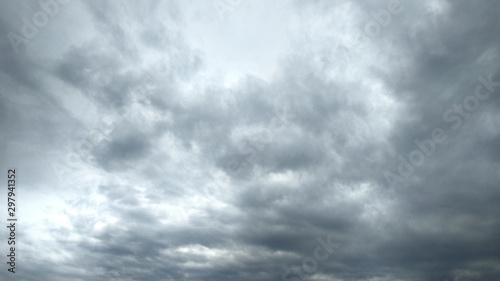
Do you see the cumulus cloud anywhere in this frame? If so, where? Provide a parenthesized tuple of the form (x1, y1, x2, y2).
(1, 0, 499, 280)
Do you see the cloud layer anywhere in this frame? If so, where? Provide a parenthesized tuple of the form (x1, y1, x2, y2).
(1, 0, 499, 280)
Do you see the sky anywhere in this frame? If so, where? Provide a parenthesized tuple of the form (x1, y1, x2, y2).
(0, 0, 500, 280)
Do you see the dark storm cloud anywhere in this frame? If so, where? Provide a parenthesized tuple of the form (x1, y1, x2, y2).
(94, 128, 152, 170)
(360, 1, 500, 280)
(1, 0, 500, 281)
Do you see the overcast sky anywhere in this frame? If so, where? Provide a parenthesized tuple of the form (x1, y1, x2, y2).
(1, 0, 500, 280)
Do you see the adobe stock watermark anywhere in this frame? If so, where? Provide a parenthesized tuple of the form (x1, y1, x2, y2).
(7, 0, 71, 53)
(103, 60, 169, 115)
(282, 233, 342, 281)
(51, 62, 169, 188)
(384, 74, 499, 187)
(204, 104, 296, 197)
(213, 0, 243, 21)
(341, 0, 403, 61)
(51, 117, 113, 189)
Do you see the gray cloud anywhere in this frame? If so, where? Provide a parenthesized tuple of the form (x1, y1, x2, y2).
(1, 0, 500, 280)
